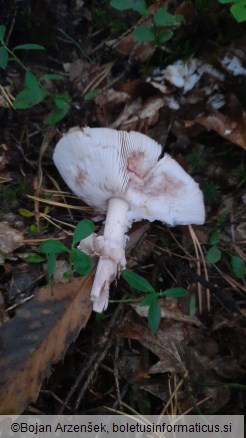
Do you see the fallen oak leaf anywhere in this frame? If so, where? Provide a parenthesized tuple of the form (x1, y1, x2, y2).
(0, 274, 93, 414)
(194, 109, 246, 150)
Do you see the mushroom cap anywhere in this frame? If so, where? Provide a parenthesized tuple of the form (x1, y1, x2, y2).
(53, 127, 205, 226)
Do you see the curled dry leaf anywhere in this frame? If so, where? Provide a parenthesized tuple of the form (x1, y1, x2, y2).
(0, 274, 93, 414)
(195, 109, 246, 150)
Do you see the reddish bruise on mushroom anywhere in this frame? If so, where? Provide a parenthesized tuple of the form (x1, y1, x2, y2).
(53, 127, 205, 312)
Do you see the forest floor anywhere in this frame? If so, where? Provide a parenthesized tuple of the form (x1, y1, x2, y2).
(0, 0, 245, 415)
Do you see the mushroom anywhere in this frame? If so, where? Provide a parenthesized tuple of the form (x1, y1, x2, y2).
(53, 127, 205, 312)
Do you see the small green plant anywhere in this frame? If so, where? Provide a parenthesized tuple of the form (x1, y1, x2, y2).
(110, 0, 183, 45)
(207, 233, 222, 264)
(202, 181, 220, 205)
(231, 255, 245, 279)
(121, 269, 187, 333)
(188, 145, 206, 171)
(218, 0, 246, 23)
(206, 233, 245, 279)
(0, 24, 70, 124)
(27, 219, 94, 282)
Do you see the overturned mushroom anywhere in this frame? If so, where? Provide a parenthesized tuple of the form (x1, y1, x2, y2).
(53, 127, 205, 312)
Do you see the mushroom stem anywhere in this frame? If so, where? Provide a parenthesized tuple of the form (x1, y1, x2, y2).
(91, 197, 129, 312)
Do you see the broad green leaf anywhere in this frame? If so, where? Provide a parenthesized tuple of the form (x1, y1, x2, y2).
(40, 74, 65, 81)
(207, 246, 221, 264)
(157, 29, 173, 44)
(39, 239, 69, 254)
(121, 269, 155, 293)
(231, 4, 246, 22)
(84, 89, 97, 101)
(0, 47, 8, 69)
(162, 287, 188, 298)
(231, 256, 245, 279)
(47, 253, 56, 280)
(14, 71, 47, 109)
(131, 0, 149, 16)
(13, 44, 46, 51)
(0, 25, 6, 42)
(154, 7, 181, 26)
(18, 208, 35, 217)
(44, 92, 70, 125)
(44, 101, 69, 124)
(72, 248, 93, 276)
(189, 294, 196, 317)
(134, 25, 155, 42)
(25, 254, 46, 263)
(209, 233, 220, 246)
(72, 219, 94, 246)
(148, 300, 161, 333)
(110, 0, 132, 10)
(140, 292, 158, 307)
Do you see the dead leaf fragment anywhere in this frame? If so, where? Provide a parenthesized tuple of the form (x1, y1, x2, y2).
(195, 109, 246, 150)
(0, 223, 23, 262)
(0, 275, 93, 414)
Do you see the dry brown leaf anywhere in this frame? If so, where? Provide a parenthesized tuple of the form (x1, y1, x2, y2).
(118, 315, 199, 375)
(0, 275, 93, 414)
(195, 110, 246, 150)
(0, 223, 23, 264)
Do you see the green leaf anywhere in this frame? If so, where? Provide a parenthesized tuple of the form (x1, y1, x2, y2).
(72, 219, 94, 246)
(231, 256, 245, 279)
(131, 0, 149, 16)
(162, 287, 188, 298)
(189, 294, 196, 316)
(0, 47, 8, 69)
(0, 25, 6, 42)
(140, 292, 158, 306)
(44, 92, 70, 125)
(121, 269, 155, 293)
(39, 239, 69, 255)
(154, 7, 181, 26)
(84, 89, 97, 101)
(209, 233, 220, 246)
(207, 246, 221, 264)
(40, 74, 65, 81)
(43, 103, 69, 124)
(25, 254, 46, 263)
(148, 300, 161, 333)
(230, 4, 246, 22)
(47, 253, 56, 280)
(218, 0, 233, 3)
(14, 71, 47, 109)
(134, 25, 155, 42)
(18, 208, 35, 217)
(110, 0, 132, 10)
(72, 248, 93, 276)
(157, 29, 174, 44)
(13, 44, 46, 51)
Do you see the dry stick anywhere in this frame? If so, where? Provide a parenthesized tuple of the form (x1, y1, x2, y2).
(188, 225, 202, 313)
(58, 303, 124, 413)
(189, 225, 211, 312)
(113, 338, 122, 411)
(47, 175, 74, 221)
(74, 304, 125, 410)
(27, 195, 92, 212)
